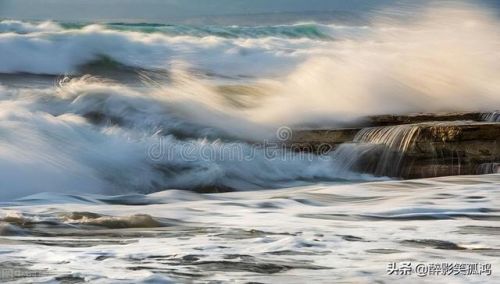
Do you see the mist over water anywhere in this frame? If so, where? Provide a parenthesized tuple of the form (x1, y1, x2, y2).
(243, 5, 500, 126)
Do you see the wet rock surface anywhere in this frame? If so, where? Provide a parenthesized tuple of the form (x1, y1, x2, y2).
(366, 112, 485, 126)
(289, 114, 500, 179)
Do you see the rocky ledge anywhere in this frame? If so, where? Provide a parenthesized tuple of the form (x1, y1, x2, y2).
(287, 113, 500, 179)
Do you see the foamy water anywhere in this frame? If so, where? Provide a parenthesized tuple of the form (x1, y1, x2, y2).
(1, 175, 499, 283)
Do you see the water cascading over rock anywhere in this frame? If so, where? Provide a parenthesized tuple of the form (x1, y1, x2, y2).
(332, 124, 421, 177)
(482, 111, 500, 122)
(291, 120, 500, 179)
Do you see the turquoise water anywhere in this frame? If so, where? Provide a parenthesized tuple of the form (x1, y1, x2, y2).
(105, 22, 334, 39)
(54, 21, 336, 39)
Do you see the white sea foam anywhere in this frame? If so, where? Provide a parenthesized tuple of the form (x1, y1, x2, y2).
(249, 6, 500, 126)
(0, 22, 322, 76)
(0, 174, 499, 283)
(0, 79, 374, 200)
(0, 6, 498, 121)
(0, 4, 498, 200)
(0, 20, 62, 34)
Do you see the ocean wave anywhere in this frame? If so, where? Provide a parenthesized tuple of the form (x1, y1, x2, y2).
(0, 20, 326, 75)
(0, 3, 498, 82)
(1, 19, 369, 40)
(0, 78, 371, 200)
(0, 4, 499, 199)
(0, 20, 63, 34)
(105, 22, 338, 39)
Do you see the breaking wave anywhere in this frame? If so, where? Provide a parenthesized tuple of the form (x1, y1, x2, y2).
(0, 19, 346, 76)
(0, 77, 375, 200)
(0, 2, 499, 199)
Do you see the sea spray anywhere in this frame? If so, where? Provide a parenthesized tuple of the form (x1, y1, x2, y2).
(0, 79, 372, 200)
(251, 5, 500, 127)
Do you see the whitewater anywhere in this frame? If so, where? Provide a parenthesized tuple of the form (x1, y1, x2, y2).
(0, 2, 499, 283)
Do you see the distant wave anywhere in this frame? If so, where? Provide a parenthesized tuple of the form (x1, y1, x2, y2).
(105, 22, 338, 39)
(0, 20, 63, 34)
(0, 20, 327, 75)
(1, 19, 371, 39)
(0, 20, 371, 76)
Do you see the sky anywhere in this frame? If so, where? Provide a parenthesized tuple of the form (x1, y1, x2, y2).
(0, 0, 498, 24)
(0, 0, 416, 23)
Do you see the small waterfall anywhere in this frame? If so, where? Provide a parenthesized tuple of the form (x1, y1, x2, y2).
(477, 163, 500, 174)
(332, 124, 422, 177)
(331, 121, 500, 178)
(481, 111, 500, 122)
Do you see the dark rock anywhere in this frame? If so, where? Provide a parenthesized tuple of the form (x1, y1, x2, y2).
(288, 119, 500, 179)
(83, 111, 123, 126)
(366, 112, 484, 126)
(289, 128, 360, 152)
(396, 122, 500, 178)
(401, 239, 466, 250)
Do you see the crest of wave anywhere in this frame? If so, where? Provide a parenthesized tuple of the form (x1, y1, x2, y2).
(0, 20, 62, 34)
(242, 4, 500, 127)
(0, 76, 371, 200)
(92, 3, 500, 136)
